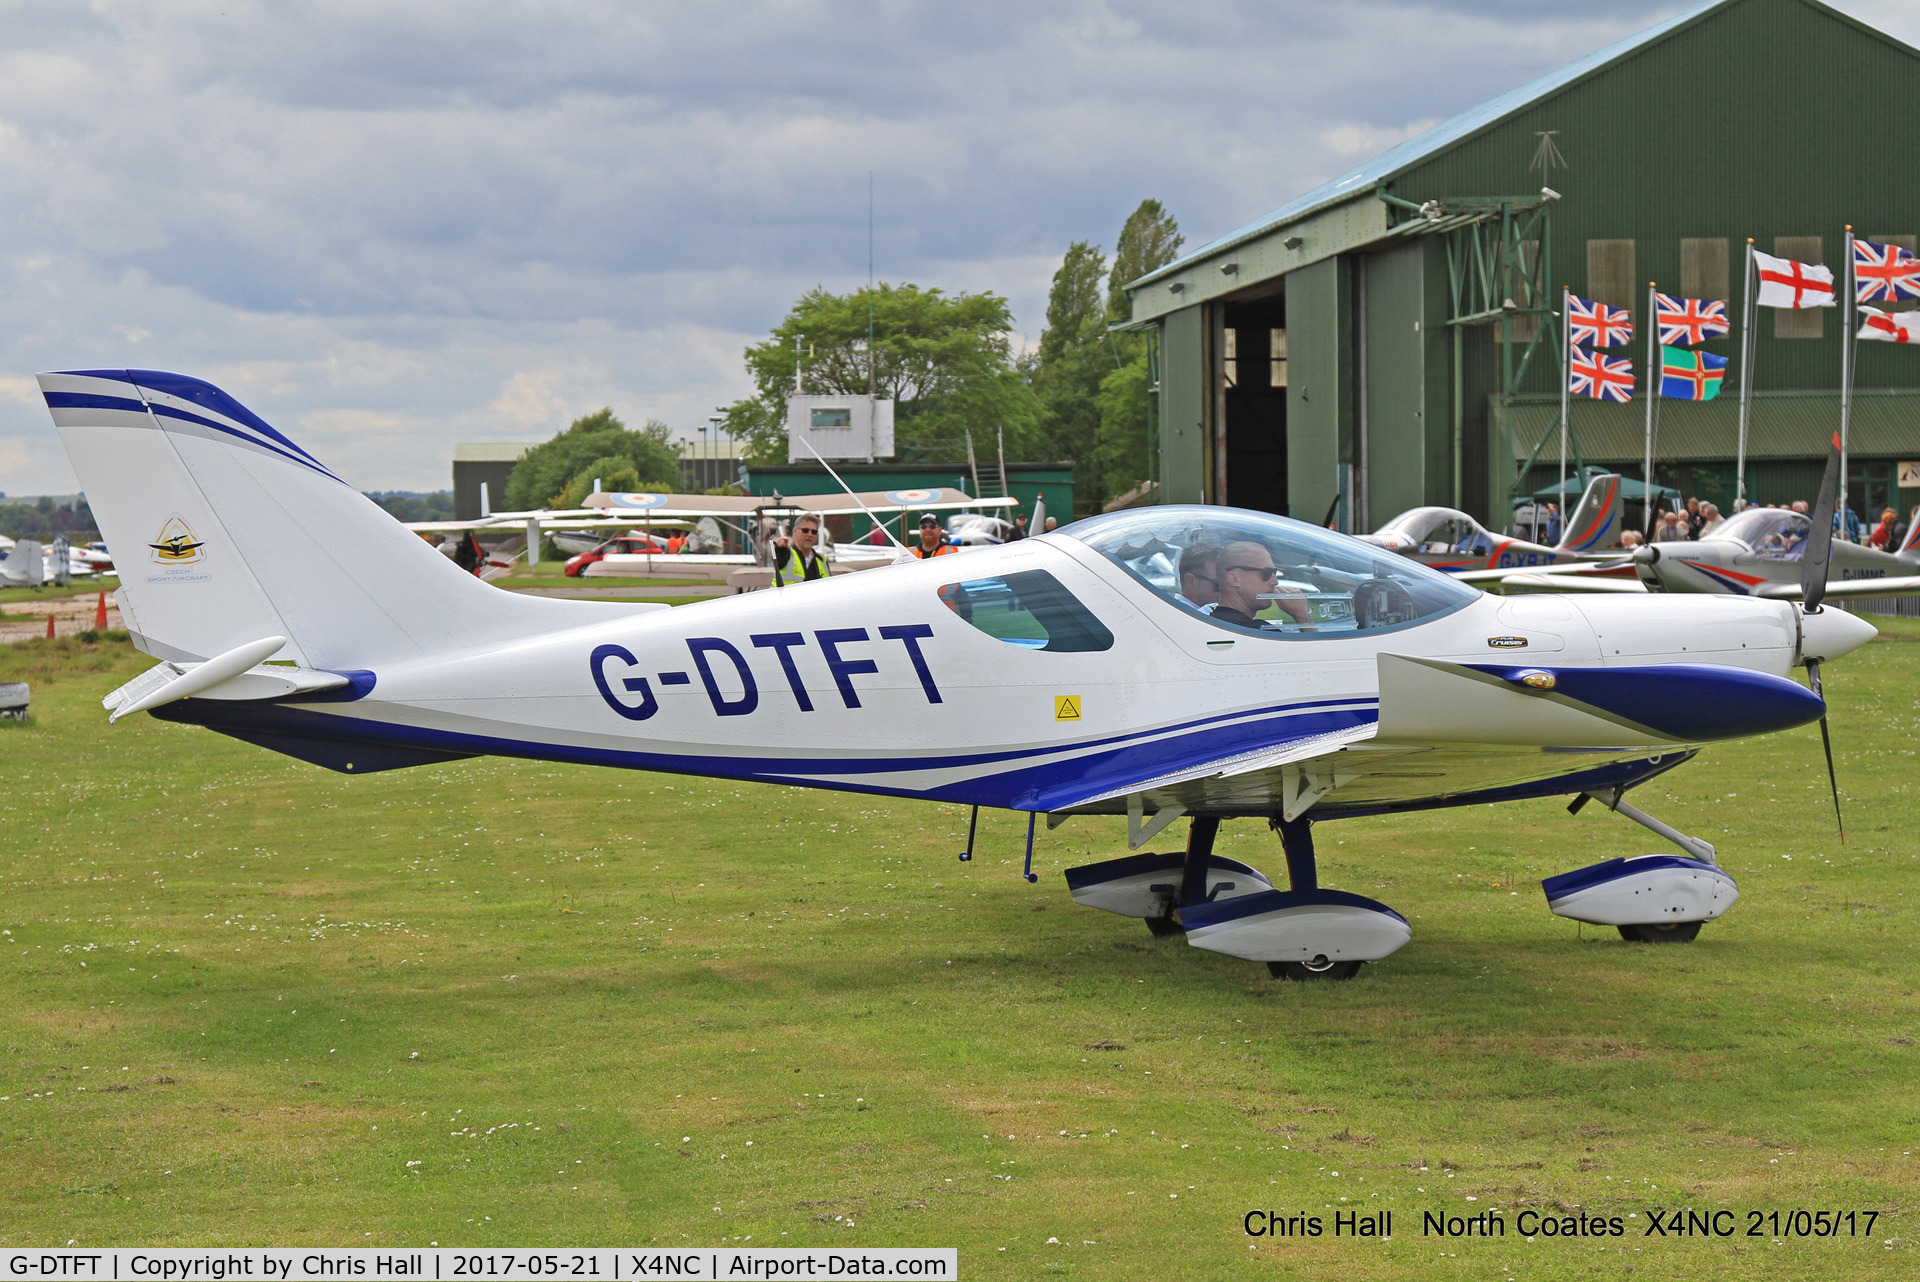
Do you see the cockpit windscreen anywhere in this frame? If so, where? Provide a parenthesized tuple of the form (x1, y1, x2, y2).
(1065, 505, 1480, 637)
(1716, 508, 1810, 561)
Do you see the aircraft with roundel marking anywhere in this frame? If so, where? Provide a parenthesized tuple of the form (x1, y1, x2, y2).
(38, 369, 1879, 981)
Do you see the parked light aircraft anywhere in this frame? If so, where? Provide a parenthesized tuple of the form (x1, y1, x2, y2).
(41, 369, 1879, 979)
(0, 539, 108, 586)
(411, 488, 1009, 576)
(1360, 472, 1625, 578)
(1503, 498, 1920, 601)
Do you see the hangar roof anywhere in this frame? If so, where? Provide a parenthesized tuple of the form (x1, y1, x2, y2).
(1130, 0, 1895, 292)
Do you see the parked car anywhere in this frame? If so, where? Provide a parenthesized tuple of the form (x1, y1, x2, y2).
(563, 535, 670, 577)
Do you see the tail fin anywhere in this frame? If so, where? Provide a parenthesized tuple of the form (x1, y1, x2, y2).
(1899, 511, 1920, 562)
(1, 540, 45, 586)
(1556, 473, 1623, 553)
(40, 369, 646, 667)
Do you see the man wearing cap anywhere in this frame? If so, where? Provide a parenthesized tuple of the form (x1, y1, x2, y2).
(771, 514, 830, 586)
(908, 513, 958, 559)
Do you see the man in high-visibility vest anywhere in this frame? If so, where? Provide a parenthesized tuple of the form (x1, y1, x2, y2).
(908, 512, 958, 560)
(771, 513, 830, 586)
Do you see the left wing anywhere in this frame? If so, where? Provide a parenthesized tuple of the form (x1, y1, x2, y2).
(1756, 574, 1920, 601)
(1497, 571, 1650, 594)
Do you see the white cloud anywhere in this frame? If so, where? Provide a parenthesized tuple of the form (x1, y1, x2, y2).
(0, 0, 1904, 492)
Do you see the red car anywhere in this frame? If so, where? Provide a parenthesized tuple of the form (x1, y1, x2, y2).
(563, 535, 670, 577)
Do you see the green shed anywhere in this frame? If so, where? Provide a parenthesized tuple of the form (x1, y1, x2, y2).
(1120, 0, 1920, 531)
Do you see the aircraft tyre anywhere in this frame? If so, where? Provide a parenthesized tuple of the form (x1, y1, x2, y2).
(1617, 921, 1702, 944)
(1267, 958, 1363, 982)
(1145, 911, 1184, 938)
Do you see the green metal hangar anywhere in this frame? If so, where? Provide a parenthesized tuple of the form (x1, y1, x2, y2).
(1118, 0, 1920, 532)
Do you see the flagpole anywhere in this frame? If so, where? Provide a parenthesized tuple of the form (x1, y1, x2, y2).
(1736, 239, 1755, 509)
(1840, 226, 1855, 538)
(1643, 281, 1658, 535)
(1559, 285, 1570, 516)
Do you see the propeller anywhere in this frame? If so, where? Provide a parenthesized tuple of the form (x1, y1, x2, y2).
(1801, 432, 1845, 843)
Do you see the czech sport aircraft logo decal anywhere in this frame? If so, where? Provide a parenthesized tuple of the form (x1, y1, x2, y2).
(149, 515, 206, 565)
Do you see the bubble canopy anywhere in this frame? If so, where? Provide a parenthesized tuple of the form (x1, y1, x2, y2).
(1064, 505, 1480, 638)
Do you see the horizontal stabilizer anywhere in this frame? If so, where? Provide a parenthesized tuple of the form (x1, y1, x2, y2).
(105, 636, 288, 722)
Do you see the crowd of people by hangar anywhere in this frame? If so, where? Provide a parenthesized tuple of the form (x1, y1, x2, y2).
(1626, 496, 1915, 552)
(1525, 494, 1913, 553)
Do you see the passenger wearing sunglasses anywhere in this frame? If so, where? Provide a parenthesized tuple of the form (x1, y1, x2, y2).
(1212, 540, 1311, 629)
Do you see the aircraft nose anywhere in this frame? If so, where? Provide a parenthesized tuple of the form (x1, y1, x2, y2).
(1798, 605, 1878, 663)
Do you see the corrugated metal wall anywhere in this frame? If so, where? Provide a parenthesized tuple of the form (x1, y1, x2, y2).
(1398, 0, 1917, 397)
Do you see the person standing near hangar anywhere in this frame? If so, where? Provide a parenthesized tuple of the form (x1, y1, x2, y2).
(771, 513, 830, 586)
(909, 512, 958, 559)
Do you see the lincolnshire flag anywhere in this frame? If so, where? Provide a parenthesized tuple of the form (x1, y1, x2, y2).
(1654, 292, 1730, 345)
(1852, 239, 1920, 303)
(1858, 306, 1920, 344)
(1570, 345, 1634, 402)
(1568, 294, 1633, 347)
(1658, 345, 1728, 400)
(1754, 250, 1835, 309)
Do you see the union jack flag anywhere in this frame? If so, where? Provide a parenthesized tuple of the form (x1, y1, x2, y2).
(1853, 239, 1920, 303)
(1569, 345, 1634, 403)
(1568, 294, 1633, 347)
(1654, 292, 1730, 346)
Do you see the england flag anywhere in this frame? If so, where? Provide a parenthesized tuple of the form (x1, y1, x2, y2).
(1858, 306, 1920, 344)
(1754, 250, 1835, 309)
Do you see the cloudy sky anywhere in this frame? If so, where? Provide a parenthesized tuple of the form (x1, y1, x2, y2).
(2, 0, 1913, 495)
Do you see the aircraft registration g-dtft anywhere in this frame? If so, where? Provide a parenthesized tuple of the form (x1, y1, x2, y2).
(41, 369, 1880, 981)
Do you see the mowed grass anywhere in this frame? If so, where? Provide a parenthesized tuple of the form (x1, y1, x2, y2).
(0, 623, 1916, 1280)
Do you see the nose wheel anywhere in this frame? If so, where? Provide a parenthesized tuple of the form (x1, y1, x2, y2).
(1268, 957, 1363, 982)
(1617, 921, 1702, 943)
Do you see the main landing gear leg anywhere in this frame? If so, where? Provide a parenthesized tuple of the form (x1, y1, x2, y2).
(1143, 817, 1218, 938)
(1265, 817, 1361, 982)
(1275, 816, 1318, 892)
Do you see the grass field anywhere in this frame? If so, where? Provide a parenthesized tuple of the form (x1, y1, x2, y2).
(1, 618, 1916, 1278)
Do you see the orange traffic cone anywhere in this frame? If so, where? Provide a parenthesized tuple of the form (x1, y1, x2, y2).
(94, 590, 108, 631)
(45, 615, 55, 640)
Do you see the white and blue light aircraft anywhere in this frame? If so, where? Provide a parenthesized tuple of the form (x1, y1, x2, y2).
(40, 369, 1879, 980)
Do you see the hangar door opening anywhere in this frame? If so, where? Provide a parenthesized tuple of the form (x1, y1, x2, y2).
(1219, 296, 1289, 515)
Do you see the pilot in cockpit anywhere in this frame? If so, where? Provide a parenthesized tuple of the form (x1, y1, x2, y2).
(1212, 541, 1311, 629)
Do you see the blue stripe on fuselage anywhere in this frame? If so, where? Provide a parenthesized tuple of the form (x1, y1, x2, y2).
(153, 694, 1378, 809)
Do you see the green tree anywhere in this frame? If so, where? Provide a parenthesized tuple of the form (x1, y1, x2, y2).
(504, 409, 680, 510)
(1090, 200, 1184, 506)
(1034, 241, 1119, 514)
(1107, 199, 1184, 329)
(1093, 354, 1152, 508)
(722, 282, 1040, 465)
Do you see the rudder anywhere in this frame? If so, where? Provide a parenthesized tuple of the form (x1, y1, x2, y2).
(1556, 473, 1623, 553)
(41, 369, 647, 667)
